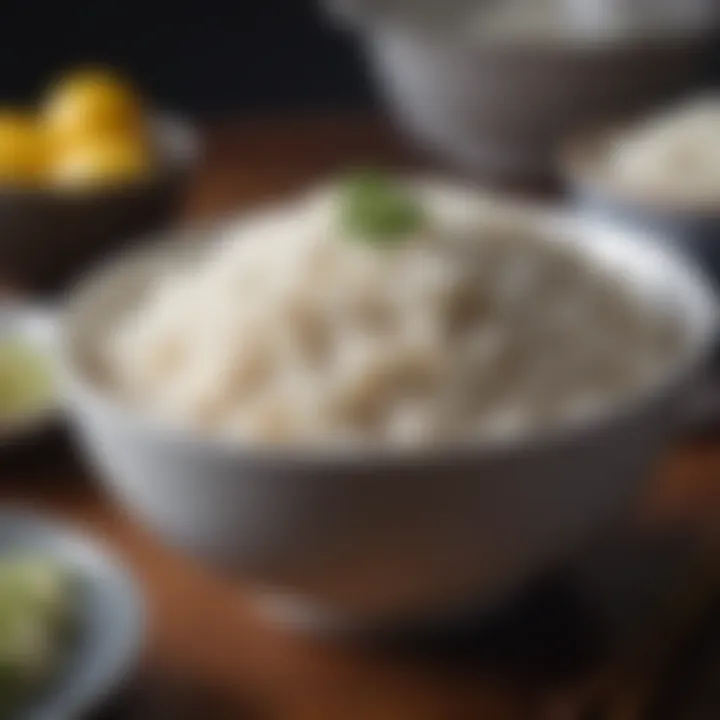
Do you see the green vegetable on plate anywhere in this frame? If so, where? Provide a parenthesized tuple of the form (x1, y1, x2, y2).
(0, 559, 73, 715)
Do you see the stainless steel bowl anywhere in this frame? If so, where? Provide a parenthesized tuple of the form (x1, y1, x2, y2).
(327, 0, 714, 181)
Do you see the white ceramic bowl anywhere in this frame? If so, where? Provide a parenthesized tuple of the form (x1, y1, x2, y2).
(55, 203, 718, 629)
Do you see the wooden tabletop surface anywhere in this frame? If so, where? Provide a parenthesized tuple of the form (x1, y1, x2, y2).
(3, 115, 720, 720)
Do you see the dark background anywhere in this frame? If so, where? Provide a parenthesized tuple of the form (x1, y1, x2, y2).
(1, 0, 374, 115)
(3, 1, 718, 117)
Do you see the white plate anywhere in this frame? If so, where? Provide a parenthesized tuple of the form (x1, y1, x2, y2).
(0, 301, 60, 447)
(0, 507, 144, 720)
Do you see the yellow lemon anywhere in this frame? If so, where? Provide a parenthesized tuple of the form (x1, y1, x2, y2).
(0, 111, 45, 186)
(49, 135, 152, 190)
(43, 69, 143, 144)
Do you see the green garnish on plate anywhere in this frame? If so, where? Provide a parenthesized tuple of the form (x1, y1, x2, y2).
(0, 559, 74, 715)
(339, 170, 425, 243)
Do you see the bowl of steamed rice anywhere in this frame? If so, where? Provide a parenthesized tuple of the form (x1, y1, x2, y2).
(565, 97, 720, 289)
(57, 174, 718, 628)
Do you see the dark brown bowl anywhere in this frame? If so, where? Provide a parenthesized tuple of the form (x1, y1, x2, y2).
(0, 114, 199, 293)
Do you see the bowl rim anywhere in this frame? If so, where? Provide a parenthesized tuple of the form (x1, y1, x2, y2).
(327, 0, 717, 52)
(56, 187, 720, 466)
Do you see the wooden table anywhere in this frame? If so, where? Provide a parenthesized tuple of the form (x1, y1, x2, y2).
(3, 116, 720, 719)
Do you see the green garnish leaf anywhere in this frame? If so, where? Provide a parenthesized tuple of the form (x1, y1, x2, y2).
(339, 169, 425, 243)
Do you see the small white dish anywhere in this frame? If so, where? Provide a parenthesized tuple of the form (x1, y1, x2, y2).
(0, 301, 60, 447)
(0, 507, 144, 720)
